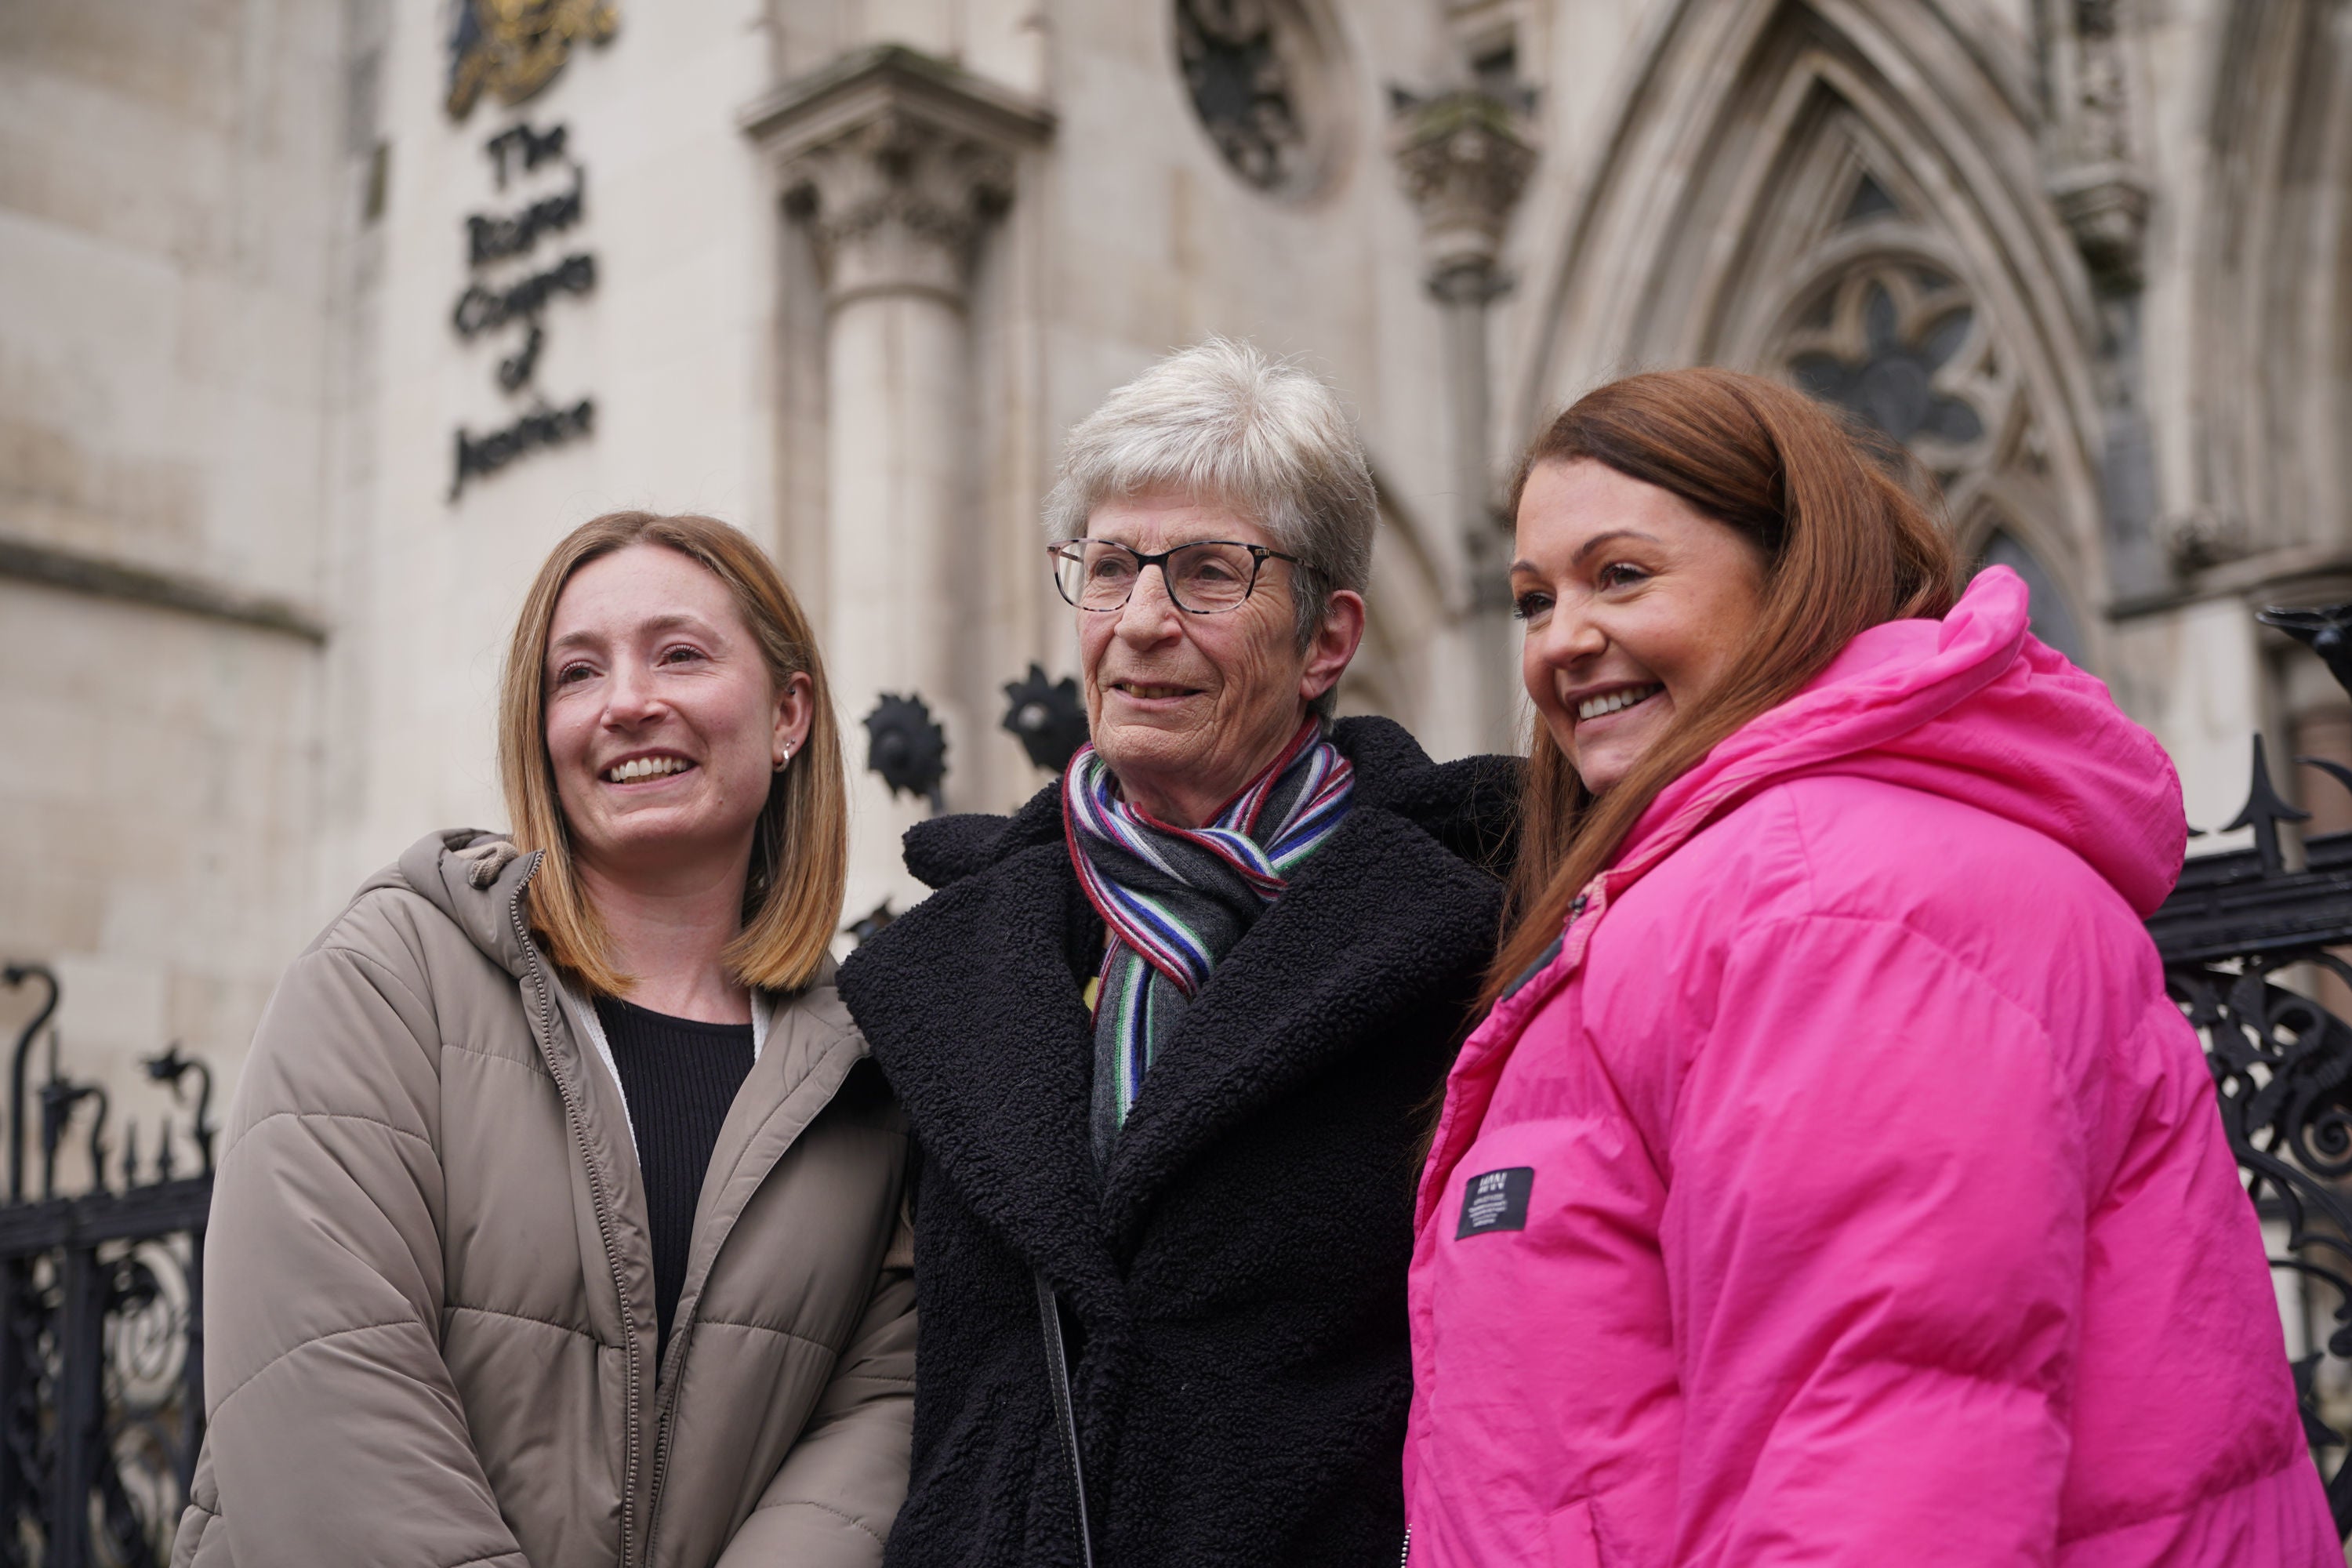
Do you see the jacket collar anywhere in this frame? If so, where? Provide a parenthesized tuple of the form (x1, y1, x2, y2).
(378, 829, 871, 1386)
(374, 827, 539, 977)
(846, 719, 1512, 1294)
(666, 962, 869, 1374)
(846, 830, 1121, 1305)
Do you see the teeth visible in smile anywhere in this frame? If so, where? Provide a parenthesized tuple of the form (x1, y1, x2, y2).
(1120, 684, 1192, 699)
(1577, 685, 1661, 722)
(604, 756, 690, 782)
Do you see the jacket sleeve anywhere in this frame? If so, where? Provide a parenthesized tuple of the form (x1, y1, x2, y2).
(1664, 911, 2088, 1563)
(195, 934, 530, 1568)
(712, 1221, 917, 1568)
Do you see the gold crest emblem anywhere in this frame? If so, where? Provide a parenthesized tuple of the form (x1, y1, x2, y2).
(445, 0, 618, 120)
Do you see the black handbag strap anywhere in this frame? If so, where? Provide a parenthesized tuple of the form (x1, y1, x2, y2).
(1034, 1269, 1098, 1568)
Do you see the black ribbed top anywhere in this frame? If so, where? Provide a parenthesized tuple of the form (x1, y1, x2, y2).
(593, 996, 754, 1361)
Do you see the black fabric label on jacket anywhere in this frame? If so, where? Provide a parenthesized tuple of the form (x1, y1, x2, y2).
(1456, 1167, 1534, 1238)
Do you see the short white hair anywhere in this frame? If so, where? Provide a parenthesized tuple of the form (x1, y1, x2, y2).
(1043, 338, 1376, 648)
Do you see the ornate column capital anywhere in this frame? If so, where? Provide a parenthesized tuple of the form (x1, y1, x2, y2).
(742, 45, 1054, 307)
(1388, 89, 1536, 295)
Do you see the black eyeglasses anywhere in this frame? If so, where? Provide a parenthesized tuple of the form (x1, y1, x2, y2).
(1047, 539, 1301, 615)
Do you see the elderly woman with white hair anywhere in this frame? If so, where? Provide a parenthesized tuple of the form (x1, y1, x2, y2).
(838, 339, 1515, 1567)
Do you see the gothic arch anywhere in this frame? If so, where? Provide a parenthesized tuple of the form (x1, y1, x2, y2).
(2193, 0, 2352, 558)
(1514, 0, 2108, 656)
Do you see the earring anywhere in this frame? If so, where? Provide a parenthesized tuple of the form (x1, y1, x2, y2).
(775, 742, 793, 774)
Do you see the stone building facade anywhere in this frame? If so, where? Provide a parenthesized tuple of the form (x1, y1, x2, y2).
(3, 0, 2347, 1112)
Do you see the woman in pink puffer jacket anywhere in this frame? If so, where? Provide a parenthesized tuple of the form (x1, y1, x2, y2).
(1404, 368, 2336, 1566)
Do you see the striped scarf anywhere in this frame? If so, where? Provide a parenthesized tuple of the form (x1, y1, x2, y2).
(1064, 717, 1356, 1163)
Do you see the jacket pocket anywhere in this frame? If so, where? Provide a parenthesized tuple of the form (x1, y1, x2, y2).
(1549, 1498, 1599, 1568)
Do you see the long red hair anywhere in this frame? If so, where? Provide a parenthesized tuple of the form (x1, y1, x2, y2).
(1483, 368, 1958, 1006)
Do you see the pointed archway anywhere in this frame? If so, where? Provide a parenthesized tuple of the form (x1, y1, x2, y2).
(1515, 0, 2107, 662)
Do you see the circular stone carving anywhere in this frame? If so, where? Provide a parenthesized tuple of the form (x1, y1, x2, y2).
(1174, 0, 1348, 198)
(1782, 262, 1991, 470)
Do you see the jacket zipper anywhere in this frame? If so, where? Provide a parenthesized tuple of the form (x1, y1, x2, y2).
(642, 1010, 804, 1556)
(510, 879, 645, 1568)
(640, 1323, 694, 1559)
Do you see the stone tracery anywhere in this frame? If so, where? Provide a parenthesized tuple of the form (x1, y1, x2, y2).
(1171, 0, 1348, 199)
(1174, 0, 1305, 191)
(1515, 0, 2111, 669)
(1786, 263, 1987, 459)
(1757, 144, 2088, 659)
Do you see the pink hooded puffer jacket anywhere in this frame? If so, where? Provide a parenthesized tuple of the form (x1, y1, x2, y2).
(1404, 569, 2337, 1567)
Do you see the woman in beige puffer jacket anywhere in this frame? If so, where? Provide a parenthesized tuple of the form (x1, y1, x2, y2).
(170, 513, 913, 1568)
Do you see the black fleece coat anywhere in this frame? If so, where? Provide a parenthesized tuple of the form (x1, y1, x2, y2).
(837, 717, 1515, 1568)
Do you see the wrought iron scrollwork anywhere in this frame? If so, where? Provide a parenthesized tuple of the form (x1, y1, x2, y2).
(0, 965, 214, 1566)
(2151, 708, 2352, 1539)
(2173, 957, 2352, 1523)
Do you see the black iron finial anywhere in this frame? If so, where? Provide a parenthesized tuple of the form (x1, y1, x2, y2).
(1000, 664, 1089, 774)
(864, 694, 949, 815)
(2, 963, 57, 1203)
(145, 1044, 216, 1177)
(40, 1065, 105, 1202)
(2259, 603, 2352, 700)
(2223, 734, 2312, 875)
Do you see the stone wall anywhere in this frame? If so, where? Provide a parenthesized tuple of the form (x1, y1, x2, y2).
(0, 0, 343, 1133)
(10, 0, 2352, 1106)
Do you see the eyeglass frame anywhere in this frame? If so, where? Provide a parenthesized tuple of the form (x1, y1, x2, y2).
(1045, 538, 1305, 616)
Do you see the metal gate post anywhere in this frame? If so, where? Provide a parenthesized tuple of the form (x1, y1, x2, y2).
(49, 1243, 103, 1567)
(0, 1257, 34, 1568)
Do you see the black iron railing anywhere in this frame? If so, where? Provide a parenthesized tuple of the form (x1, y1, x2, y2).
(2150, 720, 2352, 1538)
(0, 965, 213, 1568)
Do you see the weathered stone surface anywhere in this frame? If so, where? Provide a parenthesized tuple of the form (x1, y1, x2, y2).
(6, 0, 2350, 1101)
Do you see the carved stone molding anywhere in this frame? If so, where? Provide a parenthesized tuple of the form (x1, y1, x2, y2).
(2045, 0, 2149, 290)
(2049, 163, 2151, 292)
(1388, 89, 1534, 292)
(1175, 0, 1352, 200)
(742, 46, 1053, 307)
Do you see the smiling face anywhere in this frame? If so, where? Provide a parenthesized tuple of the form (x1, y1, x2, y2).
(1077, 490, 1362, 827)
(1512, 459, 1770, 795)
(543, 543, 811, 891)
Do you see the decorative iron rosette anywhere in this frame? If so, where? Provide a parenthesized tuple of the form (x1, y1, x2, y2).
(863, 693, 949, 809)
(1001, 664, 1089, 774)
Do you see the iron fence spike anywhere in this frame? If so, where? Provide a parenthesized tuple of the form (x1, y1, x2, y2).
(2221, 735, 2310, 874)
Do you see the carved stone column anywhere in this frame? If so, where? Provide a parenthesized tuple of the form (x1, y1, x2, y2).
(2047, 0, 2150, 291)
(745, 46, 1051, 916)
(2042, 0, 2167, 592)
(1392, 89, 1534, 751)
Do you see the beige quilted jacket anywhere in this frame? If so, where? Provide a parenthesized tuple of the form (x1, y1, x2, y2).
(169, 829, 914, 1568)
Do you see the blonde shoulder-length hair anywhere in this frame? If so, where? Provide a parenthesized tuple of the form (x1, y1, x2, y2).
(496, 510, 848, 996)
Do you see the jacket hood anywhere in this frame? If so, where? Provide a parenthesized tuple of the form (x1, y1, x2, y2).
(1613, 567, 2186, 916)
(902, 714, 1519, 891)
(359, 829, 543, 980)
